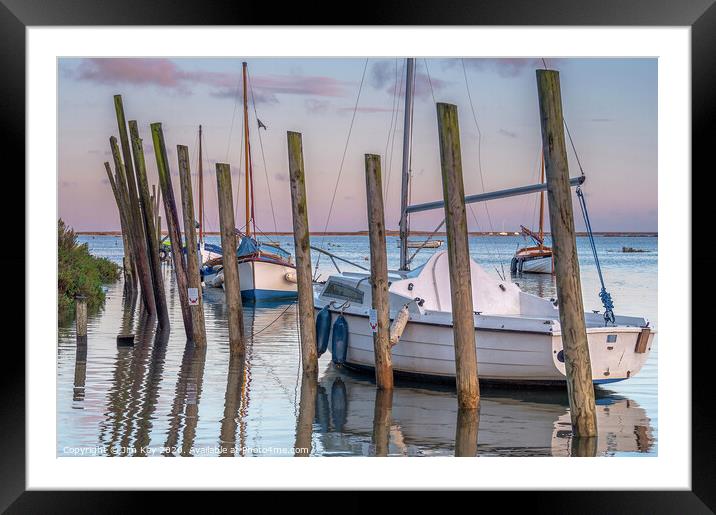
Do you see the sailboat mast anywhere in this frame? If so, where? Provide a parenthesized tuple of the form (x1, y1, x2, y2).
(399, 57, 416, 271)
(538, 151, 545, 249)
(242, 61, 252, 237)
(198, 124, 204, 244)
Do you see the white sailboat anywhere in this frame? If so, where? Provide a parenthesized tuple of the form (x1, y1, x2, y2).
(313, 58, 655, 386)
(201, 62, 298, 301)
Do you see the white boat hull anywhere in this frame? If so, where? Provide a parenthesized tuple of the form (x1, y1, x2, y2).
(217, 259, 297, 300)
(520, 256, 553, 274)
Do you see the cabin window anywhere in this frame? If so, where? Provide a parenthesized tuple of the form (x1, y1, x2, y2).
(323, 281, 364, 304)
(607, 334, 618, 343)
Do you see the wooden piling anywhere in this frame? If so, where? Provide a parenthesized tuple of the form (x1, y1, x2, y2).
(536, 69, 598, 438)
(364, 154, 393, 390)
(436, 102, 480, 409)
(128, 121, 170, 331)
(177, 145, 207, 346)
(215, 162, 245, 352)
(75, 295, 87, 342)
(151, 122, 194, 340)
(112, 97, 156, 315)
(104, 161, 135, 293)
(454, 408, 479, 457)
(286, 132, 318, 375)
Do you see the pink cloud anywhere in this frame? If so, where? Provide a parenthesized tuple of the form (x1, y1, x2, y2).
(72, 58, 353, 103)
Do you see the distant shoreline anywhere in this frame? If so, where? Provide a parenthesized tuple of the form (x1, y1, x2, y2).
(78, 230, 658, 237)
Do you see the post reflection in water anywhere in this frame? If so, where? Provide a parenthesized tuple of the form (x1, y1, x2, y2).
(294, 372, 318, 457)
(371, 388, 393, 457)
(73, 343, 87, 403)
(163, 343, 207, 456)
(571, 436, 598, 457)
(455, 408, 480, 457)
(219, 351, 247, 457)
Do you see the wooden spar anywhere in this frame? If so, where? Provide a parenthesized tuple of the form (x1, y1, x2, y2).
(110, 136, 155, 313)
(215, 162, 246, 352)
(151, 122, 194, 340)
(364, 154, 393, 390)
(455, 408, 479, 457)
(294, 372, 318, 457)
(286, 132, 318, 375)
(536, 69, 597, 438)
(242, 62, 252, 237)
(113, 96, 156, 315)
(177, 145, 207, 346)
(128, 121, 170, 331)
(436, 102, 480, 410)
(104, 161, 135, 292)
(198, 125, 204, 244)
(154, 184, 161, 245)
(371, 388, 393, 457)
(75, 295, 88, 343)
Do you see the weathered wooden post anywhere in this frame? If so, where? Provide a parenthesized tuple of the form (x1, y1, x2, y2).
(286, 132, 318, 375)
(103, 161, 135, 293)
(371, 388, 393, 456)
(364, 154, 393, 390)
(436, 102, 480, 409)
(536, 69, 597, 438)
(215, 162, 245, 352)
(151, 122, 194, 340)
(128, 121, 170, 331)
(177, 145, 207, 346)
(113, 97, 156, 315)
(75, 294, 87, 343)
(454, 407, 479, 457)
(294, 372, 318, 457)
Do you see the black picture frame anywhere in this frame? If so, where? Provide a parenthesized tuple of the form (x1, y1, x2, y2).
(4, 0, 711, 511)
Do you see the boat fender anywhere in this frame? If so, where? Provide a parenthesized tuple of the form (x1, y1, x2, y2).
(389, 305, 410, 347)
(315, 305, 332, 357)
(331, 315, 349, 365)
(285, 271, 297, 284)
(331, 378, 347, 431)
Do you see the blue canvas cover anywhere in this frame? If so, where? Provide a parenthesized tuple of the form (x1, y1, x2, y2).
(237, 236, 291, 261)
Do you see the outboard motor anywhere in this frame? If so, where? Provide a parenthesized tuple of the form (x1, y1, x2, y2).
(331, 314, 349, 365)
(315, 305, 332, 357)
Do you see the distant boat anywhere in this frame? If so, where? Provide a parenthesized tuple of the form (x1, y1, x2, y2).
(198, 62, 297, 301)
(511, 153, 554, 275)
(399, 239, 443, 249)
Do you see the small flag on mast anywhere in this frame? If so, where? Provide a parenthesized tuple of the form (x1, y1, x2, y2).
(257, 118, 268, 130)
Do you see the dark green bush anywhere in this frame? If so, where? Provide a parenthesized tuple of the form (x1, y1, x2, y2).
(58, 219, 120, 325)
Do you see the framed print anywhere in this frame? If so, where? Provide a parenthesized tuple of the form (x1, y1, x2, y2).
(4, 0, 713, 511)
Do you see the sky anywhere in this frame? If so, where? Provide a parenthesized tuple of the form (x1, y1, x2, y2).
(57, 57, 657, 233)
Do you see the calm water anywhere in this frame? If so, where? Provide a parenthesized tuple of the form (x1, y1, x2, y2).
(58, 235, 657, 457)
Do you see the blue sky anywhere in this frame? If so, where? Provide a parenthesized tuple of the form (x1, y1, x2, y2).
(58, 57, 657, 233)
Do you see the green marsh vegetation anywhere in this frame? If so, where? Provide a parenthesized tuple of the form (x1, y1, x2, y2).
(58, 219, 120, 325)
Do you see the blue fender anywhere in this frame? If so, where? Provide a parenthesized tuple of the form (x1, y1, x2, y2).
(331, 315, 349, 365)
(315, 305, 332, 357)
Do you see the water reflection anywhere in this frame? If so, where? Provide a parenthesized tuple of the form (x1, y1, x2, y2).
(73, 343, 87, 403)
(294, 372, 318, 457)
(219, 352, 247, 457)
(312, 366, 654, 457)
(512, 272, 557, 300)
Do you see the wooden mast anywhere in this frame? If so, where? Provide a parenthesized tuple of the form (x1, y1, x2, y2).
(198, 124, 204, 245)
(242, 61, 252, 237)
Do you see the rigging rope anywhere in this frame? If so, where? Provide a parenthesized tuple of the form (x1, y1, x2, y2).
(576, 186, 615, 325)
(313, 58, 370, 280)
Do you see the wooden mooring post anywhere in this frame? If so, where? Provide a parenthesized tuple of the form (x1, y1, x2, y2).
(128, 120, 170, 331)
(286, 132, 318, 375)
(178, 145, 207, 346)
(151, 122, 194, 340)
(113, 96, 156, 316)
(215, 162, 245, 352)
(364, 154, 393, 390)
(536, 69, 597, 438)
(103, 161, 135, 294)
(75, 295, 87, 343)
(436, 102, 480, 410)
